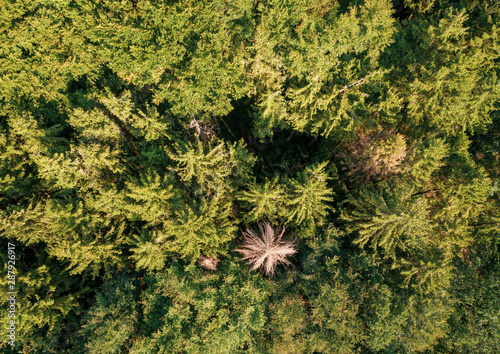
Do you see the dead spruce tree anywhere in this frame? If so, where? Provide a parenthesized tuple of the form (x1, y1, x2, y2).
(236, 222, 297, 275)
(198, 255, 221, 271)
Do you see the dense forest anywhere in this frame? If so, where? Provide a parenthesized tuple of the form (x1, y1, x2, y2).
(1, 0, 499, 352)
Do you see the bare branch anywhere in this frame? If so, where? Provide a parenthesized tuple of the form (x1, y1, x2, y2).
(236, 222, 297, 275)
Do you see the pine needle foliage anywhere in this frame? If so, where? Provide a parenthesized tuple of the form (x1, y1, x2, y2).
(338, 130, 407, 186)
(236, 222, 297, 275)
(342, 183, 433, 261)
(284, 162, 335, 229)
(1, 0, 499, 351)
(238, 178, 286, 223)
(168, 139, 255, 194)
(165, 196, 238, 259)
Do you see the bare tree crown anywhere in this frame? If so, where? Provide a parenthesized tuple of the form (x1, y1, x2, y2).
(236, 222, 297, 275)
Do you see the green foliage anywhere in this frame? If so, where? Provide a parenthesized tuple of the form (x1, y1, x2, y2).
(406, 135, 450, 186)
(238, 178, 287, 223)
(343, 183, 432, 260)
(0, 199, 126, 278)
(266, 293, 307, 353)
(444, 252, 500, 353)
(134, 260, 272, 353)
(342, 182, 457, 294)
(130, 195, 238, 271)
(124, 170, 174, 226)
(0, 244, 88, 353)
(164, 196, 238, 259)
(387, 5, 500, 133)
(168, 139, 255, 194)
(298, 227, 366, 353)
(238, 162, 334, 238)
(284, 162, 335, 232)
(1, 0, 499, 352)
(251, 0, 398, 136)
(398, 293, 454, 352)
(130, 229, 168, 272)
(77, 273, 140, 354)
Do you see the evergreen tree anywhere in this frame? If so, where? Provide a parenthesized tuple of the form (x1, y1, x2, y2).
(342, 182, 454, 293)
(76, 272, 141, 354)
(238, 178, 287, 223)
(337, 129, 407, 187)
(250, 0, 398, 136)
(130, 259, 272, 353)
(385, 4, 500, 133)
(444, 250, 500, 353)
(1, 0, 499, 352)
(284, 162, 334, 237)
(342, 182, 432, 261)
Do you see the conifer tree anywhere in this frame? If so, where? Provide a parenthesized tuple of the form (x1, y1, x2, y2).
(342, 182, 454, 293)
(284, 162, 334, 236)
(238, 178, 287, 223)
(266, 293, 307, 353)
(168, 139, 255, 194)
(299, 227, 367, 353)
(127, 260, 272, 353)
(338, 129, 407, 187)
(236, 222, 297, 275)
(343, 183, 432, 260)
(444, 251, 500, 353)
(0, 245, 86, 352)
(1, 0, 500, 351)
(164, 196, 238, 259)
(77, 273, 140, 354)
(250, 0, 398, 136)
(405, 135, 450, 187)
(386, 5, 500, 133)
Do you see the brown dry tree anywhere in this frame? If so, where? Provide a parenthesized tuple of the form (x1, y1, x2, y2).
(236, 222, 297, 275)
(187, 117, 218, 142)
(337, 129, 407, 187)
(198, 255, 220, 271)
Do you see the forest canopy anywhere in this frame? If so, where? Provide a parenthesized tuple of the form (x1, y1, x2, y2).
(1, 0, 499, 352)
